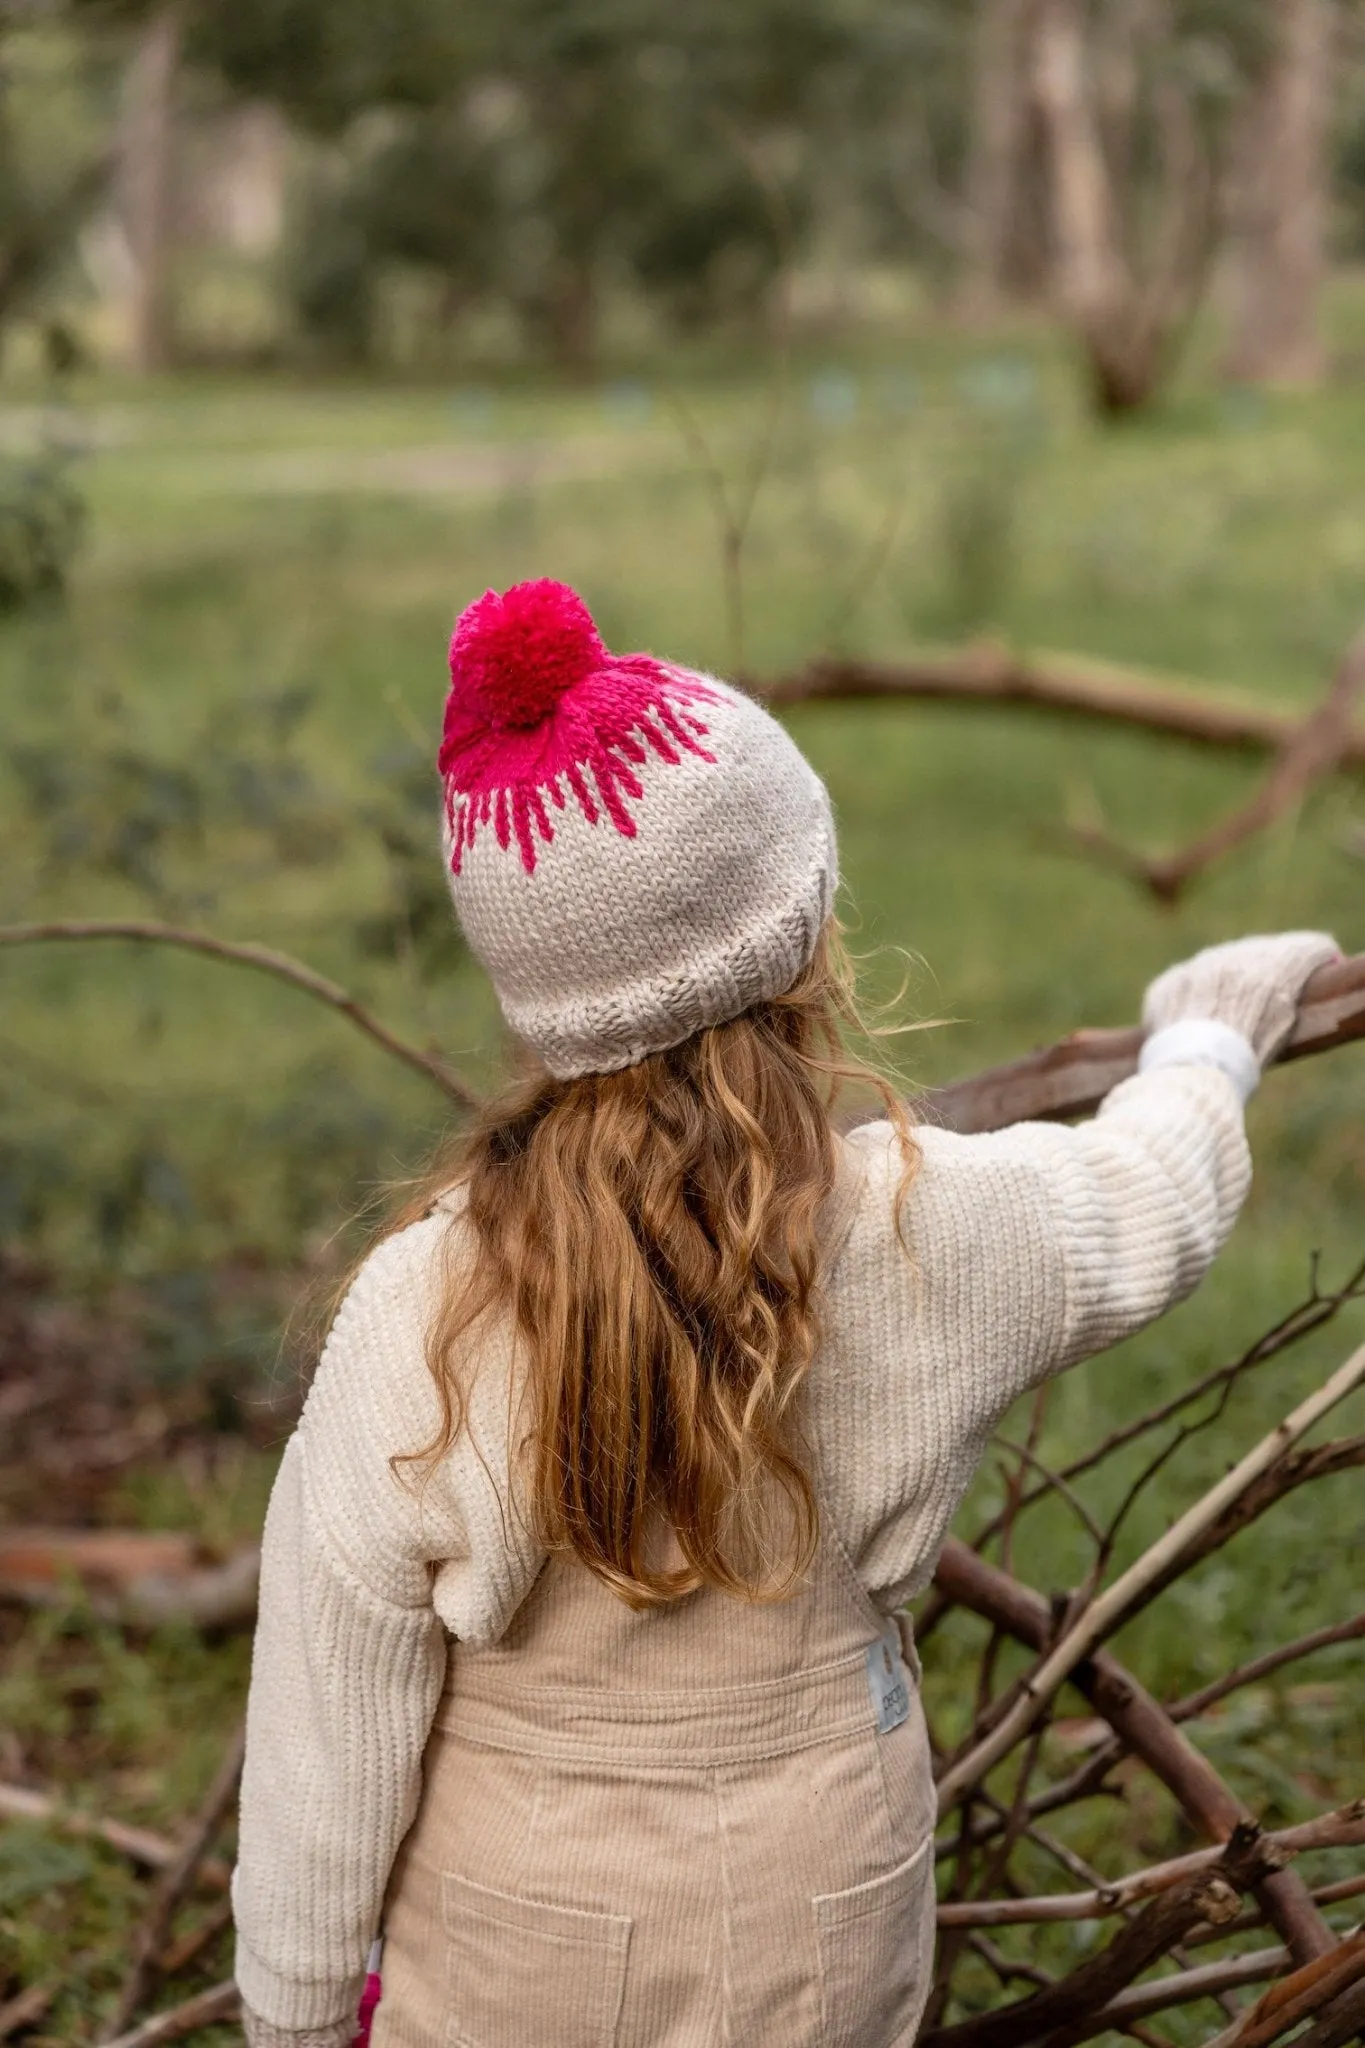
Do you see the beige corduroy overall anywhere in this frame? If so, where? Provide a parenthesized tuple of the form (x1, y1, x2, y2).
(373, 1510, 937, 2048)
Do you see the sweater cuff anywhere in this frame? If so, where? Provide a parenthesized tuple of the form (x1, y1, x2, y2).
(1138, 1019, 1259, 1104)
(235, 1935, 364, 2039)
(241, 2009, 354, 2048)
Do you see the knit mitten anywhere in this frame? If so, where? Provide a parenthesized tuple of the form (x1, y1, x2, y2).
(1142, 933, 1339, 1067)
(241, 2009, 355, 2048)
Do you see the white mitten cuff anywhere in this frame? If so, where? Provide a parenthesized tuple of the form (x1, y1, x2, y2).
(1138, 1019, 1260, 1104)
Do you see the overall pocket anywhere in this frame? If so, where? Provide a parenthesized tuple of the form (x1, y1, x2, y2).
(442, 1872, 632, 2048)
(812, 1833, 936, 2048)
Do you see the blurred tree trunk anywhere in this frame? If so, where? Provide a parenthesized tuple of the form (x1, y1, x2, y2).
(545, 255, 595, 376)
(960, 0, 1037, 316)
(1031, 0, 1217, 415)
(118, 4, 181, 374)
(1225, 0, 1333, 387)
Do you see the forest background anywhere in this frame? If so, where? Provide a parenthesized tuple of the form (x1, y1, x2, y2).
(0, 2, 1364, 2043)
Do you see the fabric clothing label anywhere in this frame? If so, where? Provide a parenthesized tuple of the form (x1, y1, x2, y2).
(865, 1624, 911, 1734)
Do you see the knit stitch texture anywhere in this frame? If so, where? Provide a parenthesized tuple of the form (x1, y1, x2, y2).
(234, 1061, 1250, 2038)
(438, 582, 837, 1077)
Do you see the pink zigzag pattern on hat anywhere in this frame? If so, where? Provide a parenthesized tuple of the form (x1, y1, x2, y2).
(439, 580, 718, 877)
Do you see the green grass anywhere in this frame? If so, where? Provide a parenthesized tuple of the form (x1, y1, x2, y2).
(1, 313, 1363, 2037)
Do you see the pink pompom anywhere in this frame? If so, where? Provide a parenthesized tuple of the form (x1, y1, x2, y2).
(448, 579, 605, 731)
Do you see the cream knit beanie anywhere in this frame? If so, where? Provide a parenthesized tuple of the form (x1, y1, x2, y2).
(438, 579, 837, 1078)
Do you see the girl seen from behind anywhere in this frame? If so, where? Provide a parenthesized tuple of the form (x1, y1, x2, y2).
(233, 579, 1337, 2048)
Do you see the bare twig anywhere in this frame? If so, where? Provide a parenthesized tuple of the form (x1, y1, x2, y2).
(0, 1528, 261, 1632)
(98, 1981, 239, 2048)
(156, 1897, 233, 1977)
(991, 1429, 1106, 1555)
(1171, 1612, 1365, 1725)
(1068, 627, 1365, 903)
(935, 1341, 1365, 1811)
(932, 1539, 1339, 1961)
(922, 1862, 1254, 2048)
(1143, 1434, 1365, 1607)
(0, 921, 481, 1111)
(0, 1981, 58, 2041)
(958, 1248, 1365, 1571)
(1069, 1945, 1290, 2033)
(934, 1804, 1365, 1926)
(100, 1720, 246, 2041)
(969, 1932, 1054, 1992)
(0, 1782, 229, 1889)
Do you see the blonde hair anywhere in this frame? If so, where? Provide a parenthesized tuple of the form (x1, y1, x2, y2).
(377, 925, 916, 1607)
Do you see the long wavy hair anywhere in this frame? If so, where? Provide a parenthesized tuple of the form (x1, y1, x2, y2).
(373, 924, 916, 1607)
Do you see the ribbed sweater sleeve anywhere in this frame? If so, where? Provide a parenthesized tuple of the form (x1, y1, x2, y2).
(817, 1063, 1250, 1610)
(233, 1206, 544, 2037)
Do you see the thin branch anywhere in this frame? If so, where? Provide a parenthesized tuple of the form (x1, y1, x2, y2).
(156, 1897, 233, 1977)
(0, 1782, 228, 1889)
(935, 1341, 1365, 1812)
(98, 1981, 239, 2048)
(960, 1248, 1365, 1572)
(923, 1856, 1262, 2048)
(1171, 1613, 1365, 1726)
(0, 921, 482, 1111)
(760, 643, 1365, 771)
(1141, 1434, 1365, 1609)
(0, 1982, 58, 2042)
(1068, 1945, 1290, 2034)
(969, 1932, 1055, 1993)
(934, 1804, 1365, 1927)
(99, 1719, 246, 2041)
(932, 1539, 1339, 1962)
(992, 1427, 1106, 1553)
(1066, 626, 1365, 903)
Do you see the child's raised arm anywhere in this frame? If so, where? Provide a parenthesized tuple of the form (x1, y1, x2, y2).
(819, 933, 1339, 1612)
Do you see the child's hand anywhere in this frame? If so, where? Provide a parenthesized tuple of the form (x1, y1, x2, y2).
(1142, 932, 1341, 1067)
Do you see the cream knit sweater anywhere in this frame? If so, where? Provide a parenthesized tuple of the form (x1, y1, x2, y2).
(234, 1062, 1251, 2041)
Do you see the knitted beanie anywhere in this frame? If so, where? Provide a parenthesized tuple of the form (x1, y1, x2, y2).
(438, 579, 838, 1078)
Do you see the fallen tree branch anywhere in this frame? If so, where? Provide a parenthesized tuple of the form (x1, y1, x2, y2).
(100, 1719, 246, 2042)
(0, 1783, 229, 1890)
(98, 1981, 239, 2048)
(934, 1341, 1365, 1813)
(1205, 1931, 1365, 2048)
(1085, 1946, 1290, 2031)
(921, 1852, 1260, 2048)
(921, 949, 1365, 1135)
(0, 1981, 58, 2042)
(932, 1539, 1337, 1960)
(0, 1528, 261, 1632)
(933, 1803, 1365, 1926)
(1293, 1971, 1365, 2048)
(760, 644, 1365, 770)
(0, 921, 481, 1111)
(157, 1897, 233, 1978)
(1065, 627, 1365, 904)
